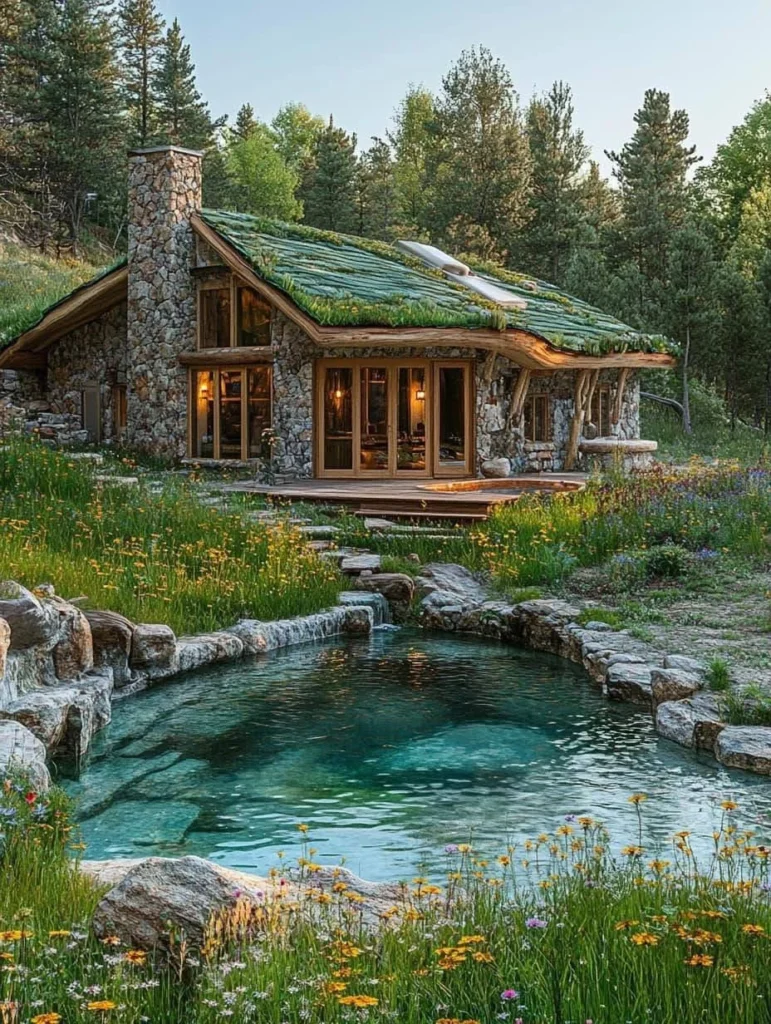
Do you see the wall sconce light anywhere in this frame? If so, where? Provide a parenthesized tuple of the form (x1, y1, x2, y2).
(334, 388, 343, 400)
(200, 383, 209, 398)
(416, 389, 426, 401)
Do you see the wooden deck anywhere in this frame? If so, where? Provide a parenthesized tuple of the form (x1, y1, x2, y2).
(223, 474, 587, 520)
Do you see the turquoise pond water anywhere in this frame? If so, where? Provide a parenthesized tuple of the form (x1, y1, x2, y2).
(61, 629, 771, 881)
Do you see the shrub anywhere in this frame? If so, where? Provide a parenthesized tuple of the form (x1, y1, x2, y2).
(608, 551, 646, 591)
(576, 606, 625, 628)
(706, 657, 731, 692)
(643, 544, 692, 580)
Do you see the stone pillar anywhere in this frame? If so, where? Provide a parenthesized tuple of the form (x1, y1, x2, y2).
(125, 146, 202, 457)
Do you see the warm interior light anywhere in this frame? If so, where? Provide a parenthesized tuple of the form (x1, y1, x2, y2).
(334, 388, 343, 399)
(416, 388, 425, 401)
(199, 382, 209, 398)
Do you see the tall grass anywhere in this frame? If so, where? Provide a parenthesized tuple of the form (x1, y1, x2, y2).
(2, 783, 771, 1023)
(344, 463, 771, 596)
(0, 438, 340, 633)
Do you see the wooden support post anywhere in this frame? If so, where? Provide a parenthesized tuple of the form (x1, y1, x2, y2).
(506, 367, 531, 430)
(612, 368, 630, 425)
(564, 369, 590, 471)
(481, 350, 498, 385)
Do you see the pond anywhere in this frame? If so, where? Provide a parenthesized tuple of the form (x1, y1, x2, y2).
(61, 629, 771, 882)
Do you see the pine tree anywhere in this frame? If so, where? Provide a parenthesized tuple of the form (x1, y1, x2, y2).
(606, 89, 699, 318)
(356, 137, 397, 239)
(234, 103, 258, 141)
(117, 0, 164, 148)
(300, 118, 358, 232)
(153, 18, 213, 149)
(523, 81, 589, 281)
(424, 47, 532, 257)
(664, 220, 719, 432)
(716, 263, 763, 427)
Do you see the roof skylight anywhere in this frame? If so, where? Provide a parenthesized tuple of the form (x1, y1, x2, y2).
(396, 240, 527, 310)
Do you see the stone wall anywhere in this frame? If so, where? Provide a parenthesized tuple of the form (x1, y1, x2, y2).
(125, 146, 202, 458)
(269, 311, 642, 478)
(47, 302, 128, 443)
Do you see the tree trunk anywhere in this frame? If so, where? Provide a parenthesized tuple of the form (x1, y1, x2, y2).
(681, 325, 692, 434)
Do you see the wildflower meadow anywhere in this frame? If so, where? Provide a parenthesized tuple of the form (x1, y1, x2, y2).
(2, 780, 771, 1023)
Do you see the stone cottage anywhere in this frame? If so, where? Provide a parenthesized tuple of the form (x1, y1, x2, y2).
(0, 146, 677, 478)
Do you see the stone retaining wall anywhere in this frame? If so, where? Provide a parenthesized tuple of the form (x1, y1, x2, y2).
(0, 579, 387, 785)
(416, 563, 771, 777)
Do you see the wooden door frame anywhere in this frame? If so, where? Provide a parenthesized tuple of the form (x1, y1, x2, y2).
(314, 357, 472, 479)
(432, 360, 474, 478)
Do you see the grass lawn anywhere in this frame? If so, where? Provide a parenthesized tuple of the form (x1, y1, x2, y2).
(2, 783, 771, 1023)
(0, 438, 340, 634)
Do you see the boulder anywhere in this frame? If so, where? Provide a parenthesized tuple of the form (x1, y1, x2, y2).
(353, 573, 415, 622)
(51, 599, 94, 680)
(176, 632, 244, 674)
(338, 591, 389, 626)
(130, 624, 178, 680)
(0, 669, 113, 759)
(605, 662, 653, 705)
(86, 609, 135, 686)
(663, 654, 706, 678)
(0, 719, 50, 790)
(88, 856, 405, 948)
(655, 695, 725, 751)
(480, 457, 511, 479)
(340, 553, 382, 575)
(0, 581, 59, 650)
(650, 667, 701, 707)
(416, 563, 490, 611)
(715, 727, 771, 775)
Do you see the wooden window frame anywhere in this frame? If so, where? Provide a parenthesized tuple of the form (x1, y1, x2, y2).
(524, 392, 551, 443)
(197, 274, 272, 351)
(591, 385, 611, 437)
(187, 365, 272, 461)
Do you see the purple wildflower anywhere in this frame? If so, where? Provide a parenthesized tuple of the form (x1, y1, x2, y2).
(444, 844, 459, 855)
(525, 916, 548, 929)
(501, 989, 519, 1001)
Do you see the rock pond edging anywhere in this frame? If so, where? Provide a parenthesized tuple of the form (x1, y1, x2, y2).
(415, 563, 771, 777)
(0, 579, 389, 786)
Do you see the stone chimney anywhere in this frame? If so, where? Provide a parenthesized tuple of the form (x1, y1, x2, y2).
(125, 146, 203, 457)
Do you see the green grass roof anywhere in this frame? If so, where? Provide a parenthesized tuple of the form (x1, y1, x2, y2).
(200, 210, 677, 357)
(0, 251, 126, 353)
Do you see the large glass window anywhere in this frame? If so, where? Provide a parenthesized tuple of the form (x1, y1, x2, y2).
(247, 368, 272, 458)
(238, 288, 271, 346)
(199, 287, 231, 349)
(324, 367, 353, 471)
(189, 367, 272, 461)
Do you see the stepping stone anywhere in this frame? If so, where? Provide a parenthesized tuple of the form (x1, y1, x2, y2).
(307, 539, 334, 552)
(298, 524, 340, 538)
(363, 517, 396, 531)
(340, 553, 381, 575)
(94, 475, 139, 487)
(67, 452, 104, 465)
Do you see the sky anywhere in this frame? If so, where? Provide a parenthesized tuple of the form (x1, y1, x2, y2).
(158, 0, 771, 175)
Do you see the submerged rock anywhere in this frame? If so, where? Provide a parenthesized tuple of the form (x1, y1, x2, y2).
(79, 799, 200, 852)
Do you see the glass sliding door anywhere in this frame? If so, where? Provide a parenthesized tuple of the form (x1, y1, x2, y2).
(434, 363, 471, 476)
(396, 366, 427, 472)
(316, 359, 471, 478)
